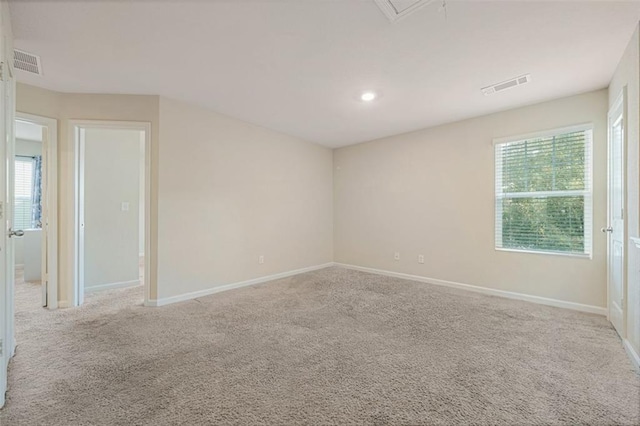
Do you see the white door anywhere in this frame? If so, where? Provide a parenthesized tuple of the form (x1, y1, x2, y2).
(606, 91, 626, 337)
(0, 37, 15, 407)
(0, 63, 6, 409)
(5, 72, 15, 355)
(0, 77, 5, 406)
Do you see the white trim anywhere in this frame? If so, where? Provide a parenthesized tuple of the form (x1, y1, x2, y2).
(493, 122, 594, 145)
(335, 263, 607, 316)
(85, 279, 140, 293)
(75, 125, 85, 306)
(495, 247, 592, 259)
(16, 112, 58, 310)
(631, 237, 640, 249)
(145, 263, 334, 307)
(585, 127, 594, 257)
(623, 339, 640, 371)
(143, 122, 151, 307)
(70, 120, 152, 308)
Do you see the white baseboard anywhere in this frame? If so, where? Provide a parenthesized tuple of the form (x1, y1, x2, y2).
(145, 263, 334, 307)
(146, 262, 606, 315)
(623, 339, 640, 371)
(335, 263, 607, 316)
(85, 279, 140, 293)
(58, 300, 70, 308)
(15, 263, 24, 270)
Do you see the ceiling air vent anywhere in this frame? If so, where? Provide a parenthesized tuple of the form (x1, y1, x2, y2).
(481, 74, 531, 96)
(14, 49, 42, 76)
(374, 0, 435, 23)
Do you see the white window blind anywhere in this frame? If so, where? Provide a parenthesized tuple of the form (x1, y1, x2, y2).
(495, 125, 592, 256)
(14, 156, 35, 230)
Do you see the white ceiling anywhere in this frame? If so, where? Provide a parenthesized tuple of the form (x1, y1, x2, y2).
(390, 0, 423, 13)
(9, 1, 640, 148)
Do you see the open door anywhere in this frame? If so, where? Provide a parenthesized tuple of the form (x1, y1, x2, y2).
(605, 89, 626, 338)
(0, 67, 6, 408)
(0, 35, 15, 408)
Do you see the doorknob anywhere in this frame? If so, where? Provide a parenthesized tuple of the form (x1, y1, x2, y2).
(8, 228, 24, 238)
(601, 226, 613, 233)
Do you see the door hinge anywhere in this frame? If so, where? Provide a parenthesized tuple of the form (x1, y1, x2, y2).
(0, 62, 5, 82)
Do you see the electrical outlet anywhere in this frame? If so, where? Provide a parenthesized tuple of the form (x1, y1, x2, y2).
(259, 255, 264, 264)
(121, 202, 130, 212)
(394, 252, 400, 261)
(418, 254, 424, 264)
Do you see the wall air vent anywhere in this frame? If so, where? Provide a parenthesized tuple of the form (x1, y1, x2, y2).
(14, 49, 42, 76)
(481, 74, 531, 96)
(374, 0, 435, 23)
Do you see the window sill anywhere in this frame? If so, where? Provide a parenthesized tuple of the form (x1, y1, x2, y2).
(496, 247, 592, 259)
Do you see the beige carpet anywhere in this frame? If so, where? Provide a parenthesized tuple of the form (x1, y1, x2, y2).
(1, 267, 638, 425)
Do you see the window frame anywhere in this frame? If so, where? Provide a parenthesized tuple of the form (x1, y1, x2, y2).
(493, 123, 593, 258)
(14, 154, 38, 230)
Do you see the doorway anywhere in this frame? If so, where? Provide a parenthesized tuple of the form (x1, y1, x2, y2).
(14, 113, 58, 310)
(606, 89, 626, 338)
(71, 121, 150, 307)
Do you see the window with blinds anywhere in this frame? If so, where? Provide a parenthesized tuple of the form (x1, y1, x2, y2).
(14, 156, 36, 230)
(495, 125, 592, 256)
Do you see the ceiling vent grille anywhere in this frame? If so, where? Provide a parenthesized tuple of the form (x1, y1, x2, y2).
(14, 49, 42, 76)
(482, 74, 531, 95)
(374, 0, 435, 23)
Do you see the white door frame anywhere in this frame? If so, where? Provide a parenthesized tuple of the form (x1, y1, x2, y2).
(16, 112, 58, 310)
(70, 120, 151, 307)
(606, 88, 627, 336)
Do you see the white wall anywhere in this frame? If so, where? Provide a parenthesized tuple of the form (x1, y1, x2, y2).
(15, 138, 41, 157)
(83, 128, 141, 290)
(334, 89, 608, 309)
(609, 26, 640, 359)
(22, 229, 41, 282)
(156, 97, 333, 300)
(14, 237, 23, 267)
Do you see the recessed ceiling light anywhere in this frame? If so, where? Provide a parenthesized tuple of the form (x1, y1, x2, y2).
(361, 91, 377, 102)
